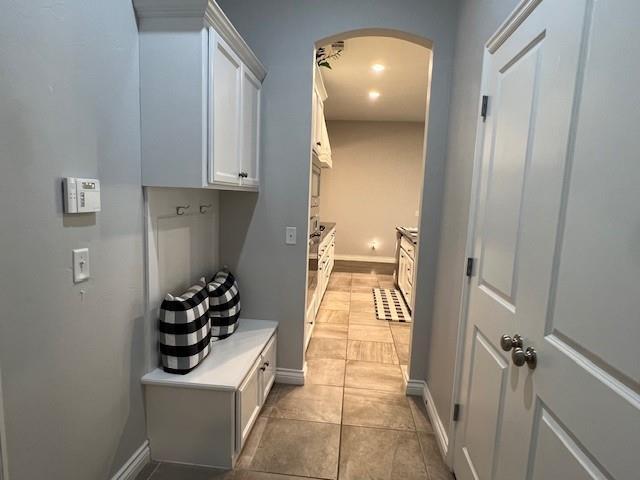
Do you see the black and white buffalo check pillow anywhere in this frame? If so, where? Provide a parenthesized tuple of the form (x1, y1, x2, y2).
(159, 277, 211, 374)
(208, 270, 241, 340)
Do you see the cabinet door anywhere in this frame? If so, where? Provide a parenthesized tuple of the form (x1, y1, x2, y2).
(260, 335, 277, 403)
(319, 118, 332, 168)
(240, 66, 260, 187)
(311, 87, 319, 153)
(398, 250, 406, 293)
(313, 90, 324, 154)
(209, 30, 241, 185)
(236, 357, 261, 451)
(406, 256, 414, 286)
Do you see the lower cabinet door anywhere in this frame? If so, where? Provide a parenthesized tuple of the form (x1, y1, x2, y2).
(260, 335, 277, 402)
(236, 357, 262, 451)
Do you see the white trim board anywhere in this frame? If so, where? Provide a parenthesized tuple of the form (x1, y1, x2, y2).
(423, 383, 449, 459)
(405, 379, 425, 397)
(275, 367, 305, 385)
(334, 254, 396, 264)
(405, 379, 450, 461)
(111, 440, 151, 480)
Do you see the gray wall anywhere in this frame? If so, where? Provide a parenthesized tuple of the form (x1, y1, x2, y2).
(0, 1, 146, 478)
(321, 121, 424, 260)
(218, 0, 460, 376)
(424, 0, 521, 432)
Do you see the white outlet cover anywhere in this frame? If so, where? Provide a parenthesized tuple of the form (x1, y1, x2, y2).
(285, 227, 297, 245)
(73, 248, 90, 283)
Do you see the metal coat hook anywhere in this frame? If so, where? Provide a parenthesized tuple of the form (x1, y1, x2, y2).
(176, 205, 191, 215)
(200, 204, 213, 214)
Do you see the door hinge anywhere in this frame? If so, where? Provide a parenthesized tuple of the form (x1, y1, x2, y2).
(480, 95, 489, 122)
(466, 257, 475, 277)
(453, 403, 461, 422)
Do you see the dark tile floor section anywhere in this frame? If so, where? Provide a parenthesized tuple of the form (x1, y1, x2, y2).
(137, 266, 453, 480)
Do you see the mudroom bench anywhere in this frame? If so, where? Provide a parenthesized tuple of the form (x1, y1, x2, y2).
(142, 319, 277, 468)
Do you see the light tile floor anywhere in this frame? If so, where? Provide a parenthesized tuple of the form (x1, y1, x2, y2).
(137, 269, 453, 480)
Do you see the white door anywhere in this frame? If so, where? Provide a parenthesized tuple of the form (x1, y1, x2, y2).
(454, 1, 640, 479)
(209, 30, 241, 185)
(240, 66, 261, 187)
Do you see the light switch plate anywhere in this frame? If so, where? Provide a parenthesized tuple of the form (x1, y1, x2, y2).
(285, 227, 297, 245)
(73, 248, 90, 283)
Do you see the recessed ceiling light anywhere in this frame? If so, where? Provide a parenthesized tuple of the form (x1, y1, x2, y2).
(371, 63, 385, 73)
(368, 90, 381, 100)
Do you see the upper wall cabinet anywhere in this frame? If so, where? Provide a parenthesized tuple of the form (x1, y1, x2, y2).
(311, 65, 331, 169)
(134, 0, 266, 190)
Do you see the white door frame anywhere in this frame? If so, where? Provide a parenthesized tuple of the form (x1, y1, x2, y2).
(444, 0, 541, 468)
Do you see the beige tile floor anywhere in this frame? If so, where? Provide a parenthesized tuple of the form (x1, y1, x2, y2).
(137, 269, 453, 480)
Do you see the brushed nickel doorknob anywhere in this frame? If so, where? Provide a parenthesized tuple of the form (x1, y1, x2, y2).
(500, 334, 523, 352)
(512, 346, 537, 370)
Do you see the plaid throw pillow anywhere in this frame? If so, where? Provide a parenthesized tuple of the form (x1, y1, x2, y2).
(159, 277, 211, 374)
(208, 270, 241, 340)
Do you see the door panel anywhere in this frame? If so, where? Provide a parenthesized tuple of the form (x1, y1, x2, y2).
(236, 357, 262, 451)
(461, 330, 508, 480)
(260, 335, 277, 403)
(240, 66, 260, 187)
(530, 408, 606, 480)
(479, 41, 541, 302)
(454, 1, 640, 480)
(209, 31, 241, 185)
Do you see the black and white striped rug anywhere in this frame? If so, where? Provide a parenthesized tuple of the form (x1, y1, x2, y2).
(372, 288, 411, 322)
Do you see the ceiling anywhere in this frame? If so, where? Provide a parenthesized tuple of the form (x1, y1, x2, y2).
(320, 36, 431, 122)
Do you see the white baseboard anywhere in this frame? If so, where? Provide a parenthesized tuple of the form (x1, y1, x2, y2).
(111, 440, 151, 480)
(334, 254, 396, 264)
(405, 379, 425, 396)
(423, 383, 449, 458)
(275, 367, 305, 385)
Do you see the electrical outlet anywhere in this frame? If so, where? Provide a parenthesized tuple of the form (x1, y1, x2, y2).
(285, 227, 297, 245)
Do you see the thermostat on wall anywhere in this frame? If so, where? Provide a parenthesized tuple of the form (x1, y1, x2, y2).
(63, 177, 101, 213)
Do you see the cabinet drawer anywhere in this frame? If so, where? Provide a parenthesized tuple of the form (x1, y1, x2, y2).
(236, 357, 262, 451)
(400, 236, 415, 259)
(260, 334, 277, 402)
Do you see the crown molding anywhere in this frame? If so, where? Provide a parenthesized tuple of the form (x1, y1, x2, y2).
(486, 0, 542, 53)
(133, 0, 267, 81)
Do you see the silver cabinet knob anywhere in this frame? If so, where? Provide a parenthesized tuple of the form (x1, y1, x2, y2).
(500, 334, 523, 352)
(512, 346, 537, 369)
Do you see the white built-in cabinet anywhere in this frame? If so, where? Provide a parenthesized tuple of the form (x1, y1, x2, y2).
(304, 226, 336, 351)
(311, 65, 332, 168)
(397, 236, 415, 309)
(142, 320, 277, 469)
(135, 0, 265, 190)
